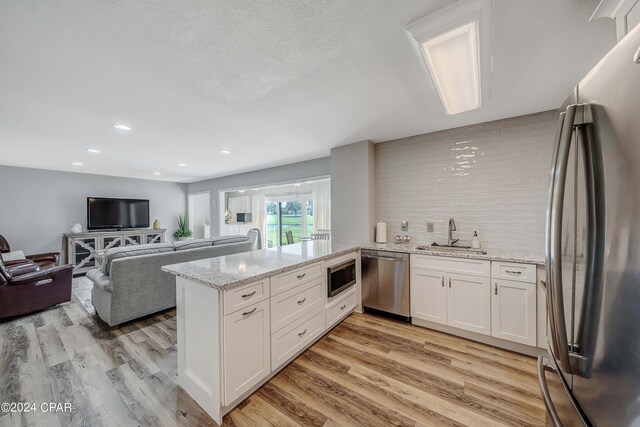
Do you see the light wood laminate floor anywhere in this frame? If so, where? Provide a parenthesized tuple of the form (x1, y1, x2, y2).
(0, 298, 547, 426)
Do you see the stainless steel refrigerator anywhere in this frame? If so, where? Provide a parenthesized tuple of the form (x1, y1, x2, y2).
(538, 24, 640, 426)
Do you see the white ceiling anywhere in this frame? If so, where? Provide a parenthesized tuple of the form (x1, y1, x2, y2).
(0, 0, 614, 183)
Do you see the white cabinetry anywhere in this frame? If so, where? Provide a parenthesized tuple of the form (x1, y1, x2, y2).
(448, 273, 491, 335)
(174, 248, 358, 425)
(491, 279, 536, 346)
(223, 299, 271, 405)
(410, 268, 447, 325)
(490, 261, 537, 346)
(410, 255, 491, 336)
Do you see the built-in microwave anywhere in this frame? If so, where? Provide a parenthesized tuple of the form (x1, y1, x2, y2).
(327, 259, 356, 298)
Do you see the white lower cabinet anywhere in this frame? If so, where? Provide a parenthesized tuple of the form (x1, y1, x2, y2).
(447, 273, 491, 335)
(326, 288, 357, 329)
(223, 299, 271, 405)
(410, 255, 491, 336)
(410, 268, 447, 325)
(491, 279, 536, 346)
(272, 307, 325, 370)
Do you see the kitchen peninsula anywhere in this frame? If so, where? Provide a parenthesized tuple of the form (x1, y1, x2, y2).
(162, 241, 361, 424)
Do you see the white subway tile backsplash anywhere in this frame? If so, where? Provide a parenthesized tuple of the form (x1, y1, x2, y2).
(375, 111, 556, 253)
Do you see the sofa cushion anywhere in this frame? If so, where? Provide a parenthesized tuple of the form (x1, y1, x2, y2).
(87, 268, 113, 292)
(172, 238, 214, 251)
(1, 250, 26, 262)
(101, 242, 174, 275)
(211, 235, 251, 246)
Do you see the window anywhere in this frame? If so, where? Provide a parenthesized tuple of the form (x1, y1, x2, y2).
(265, 195, 313, 247)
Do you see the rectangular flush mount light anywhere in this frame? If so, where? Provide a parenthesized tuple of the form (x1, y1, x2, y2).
(421, 22, 480, 115)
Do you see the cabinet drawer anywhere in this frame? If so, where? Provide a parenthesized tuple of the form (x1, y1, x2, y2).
(411, 255, 490, 277)
(271, 279, 324, 332)
(491, 262, 536, 283)
(271, 307, 324, 370)
(224, 279, 270, 315)
(326, 288, 357, 329)
(270, 262, 323, 296)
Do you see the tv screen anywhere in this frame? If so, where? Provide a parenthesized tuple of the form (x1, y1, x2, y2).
(87, 197, 150, 230)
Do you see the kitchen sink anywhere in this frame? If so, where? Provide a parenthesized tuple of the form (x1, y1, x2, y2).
(415, 244, 487, 255)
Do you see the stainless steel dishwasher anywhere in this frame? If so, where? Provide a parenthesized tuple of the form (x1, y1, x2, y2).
(361, 250, 410, 321)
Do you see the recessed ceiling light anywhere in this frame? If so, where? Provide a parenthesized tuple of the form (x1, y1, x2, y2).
(238, 190, 246, 193)
(113, 123, 132, 131)
(72, 162, 83, 166)
(293, 183, 301, 187)
(419, 22, 481, 115)
(85, 148, 101, 154)
(178, 163, 187, 167)
(152, 172, 161, 175)
(220, 150, 231, 154)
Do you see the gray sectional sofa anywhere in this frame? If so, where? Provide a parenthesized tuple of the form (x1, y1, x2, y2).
(86, 235, 252, 326)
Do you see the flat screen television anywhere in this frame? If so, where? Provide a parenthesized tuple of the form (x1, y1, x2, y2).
(87, 197, 150, 230)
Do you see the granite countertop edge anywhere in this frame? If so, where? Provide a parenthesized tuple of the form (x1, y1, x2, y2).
(162, 242, 544, 290)
(161, 246, 359, 290)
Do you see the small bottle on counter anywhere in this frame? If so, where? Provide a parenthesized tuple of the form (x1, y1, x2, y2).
(471, 231, 481, 249)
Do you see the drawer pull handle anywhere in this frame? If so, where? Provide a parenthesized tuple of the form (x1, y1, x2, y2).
(505, 270, 522, 275)
(441, 276, 444, 287)
(495, 283, 498, 295)
(298, 329, 307, 337)
(449, 277, 451, 288)
(241, 290, 257, 298)
(242, 307, 257, 316)
(340, 304, 346, 310)
(297, 298, 307, 305)
(297, 273, 306, 279)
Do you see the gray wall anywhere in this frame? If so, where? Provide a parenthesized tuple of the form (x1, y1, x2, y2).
(330, 141, 375, 243)
(187, 158, 330, 236)
(0, 165, 187, 255)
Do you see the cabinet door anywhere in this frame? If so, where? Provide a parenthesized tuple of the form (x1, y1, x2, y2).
(447, 273, 491, 335)
(223, 299, 270, 405)
(410, 268, 446, 325)
(491, 279, 536, 346)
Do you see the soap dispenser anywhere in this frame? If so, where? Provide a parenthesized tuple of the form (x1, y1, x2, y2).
(471, 231, 481, 249)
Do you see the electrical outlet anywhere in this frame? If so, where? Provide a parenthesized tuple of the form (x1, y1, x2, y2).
(427, 222, 434, 232)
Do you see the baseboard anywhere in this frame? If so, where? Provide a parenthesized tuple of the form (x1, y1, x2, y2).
(411, 318, 549, 358)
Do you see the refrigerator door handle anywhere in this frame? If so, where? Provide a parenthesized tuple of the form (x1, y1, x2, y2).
(537, 356, 563, 427)
(571, 111, 604, 378)
(548, 104, 578, 375)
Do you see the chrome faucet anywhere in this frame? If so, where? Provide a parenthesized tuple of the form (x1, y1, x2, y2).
(448, 218, 459, 246)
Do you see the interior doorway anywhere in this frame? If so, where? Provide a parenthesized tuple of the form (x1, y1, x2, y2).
(188, 192, 211, 239)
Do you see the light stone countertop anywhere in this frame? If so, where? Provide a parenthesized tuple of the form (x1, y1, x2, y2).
(361, 242, 545, 265)
(162, 240, 545, 290)
(161, 240, 360, 289)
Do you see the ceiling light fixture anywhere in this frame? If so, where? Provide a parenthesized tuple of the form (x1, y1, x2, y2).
(419, 22, 481, 115)
(86, 148, 101, 154)
(220, 150, 231, 154)
(72, 162, 83, 166)
(153, 172, 161, 175)
(293, 183, 301, 187)
(113, 123, 132, 131)
(178, 163, 187, 167)
(238, 190, 246, 193)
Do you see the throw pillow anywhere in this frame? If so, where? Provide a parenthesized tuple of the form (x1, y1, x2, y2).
(1, 250, 26, 262)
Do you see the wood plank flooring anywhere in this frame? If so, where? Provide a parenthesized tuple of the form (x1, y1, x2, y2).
(0, 297, 547, 426)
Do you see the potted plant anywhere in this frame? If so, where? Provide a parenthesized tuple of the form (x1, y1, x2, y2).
(173, 214, 193, 241)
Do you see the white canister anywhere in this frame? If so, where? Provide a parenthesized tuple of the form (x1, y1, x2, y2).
(375, 221, 387, 243)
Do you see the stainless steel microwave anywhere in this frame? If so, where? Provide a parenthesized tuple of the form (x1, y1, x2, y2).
(327, 259, 356, 298)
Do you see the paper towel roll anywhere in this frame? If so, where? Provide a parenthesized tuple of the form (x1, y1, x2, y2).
(375, 221, 387, 243)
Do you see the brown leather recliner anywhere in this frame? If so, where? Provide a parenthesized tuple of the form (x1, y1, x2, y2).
(0, 258, 73, 319)
(0, 234, 60, 269)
